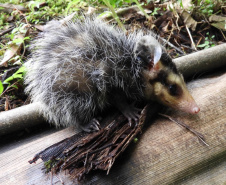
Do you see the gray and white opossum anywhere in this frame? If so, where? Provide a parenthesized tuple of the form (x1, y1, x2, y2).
(24, 17, 200, 132)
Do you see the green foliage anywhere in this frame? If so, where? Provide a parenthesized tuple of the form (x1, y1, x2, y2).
(0, 13, 8, 26)
(6, 23, 30, 45)
(151, 7, 160, 16)
(133, 0, 150, 19)
(199, 0, 214, 16)
(196, 0, 221, 16)
(178, 0, 184, 9)
(3, 66, 26, 86)
(198, 32, 215, 49)
(0, 81, 3, 94)
(44, 159, 54, 170)
(26, 0, 70, 23)
(24, 0, 133, 24)
(44, 158, 64, 172)
(102, 0, 127, 31)
(105, 0, 132, 8)
(12, 36, 30, 45)
(133, 137, 138, 143)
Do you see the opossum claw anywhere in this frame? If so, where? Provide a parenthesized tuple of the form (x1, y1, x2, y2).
(121, 103, 141, 126)
(80, 118, 100, 133)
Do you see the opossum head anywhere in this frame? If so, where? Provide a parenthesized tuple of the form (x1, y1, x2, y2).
(134, 35, 162, 69)
(142, 53, 200, 114)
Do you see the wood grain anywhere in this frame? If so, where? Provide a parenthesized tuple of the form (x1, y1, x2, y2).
(0, 73, 225, 185)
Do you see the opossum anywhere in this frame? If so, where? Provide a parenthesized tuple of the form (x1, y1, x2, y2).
(24, 17, 200, 132)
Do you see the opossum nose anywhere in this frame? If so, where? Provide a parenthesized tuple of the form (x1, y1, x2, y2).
(192, 106, 200, 114)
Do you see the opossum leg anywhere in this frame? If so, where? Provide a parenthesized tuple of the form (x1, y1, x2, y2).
(120, 102, 141, 126)
(111, 93, 141, 126)
(79, 118, 100, 133)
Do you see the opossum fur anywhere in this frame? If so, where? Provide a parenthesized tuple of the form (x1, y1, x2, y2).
(24, 17, 199, 132)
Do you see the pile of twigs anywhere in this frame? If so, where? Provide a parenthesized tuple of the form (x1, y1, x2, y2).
(29, 105, 149, 181)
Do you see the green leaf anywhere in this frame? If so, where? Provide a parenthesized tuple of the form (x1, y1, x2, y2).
(197, 41, 209, 48)
(98, 11, 112, 18)
(3, 66, 26, 85)
(0, 81, 3, 94)
(179, 0, 184, 9)
(12, 38, 24, 45)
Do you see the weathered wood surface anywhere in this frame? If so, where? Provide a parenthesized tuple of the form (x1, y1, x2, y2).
(0, 72, 226, 185)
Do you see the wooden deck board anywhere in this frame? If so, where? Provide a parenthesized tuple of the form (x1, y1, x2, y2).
(0, 73, 226, 185)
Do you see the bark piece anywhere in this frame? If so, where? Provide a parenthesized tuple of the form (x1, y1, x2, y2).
(28, 104, 161, 181)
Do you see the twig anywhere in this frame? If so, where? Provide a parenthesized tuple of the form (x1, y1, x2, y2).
(102, 0, 126, 32)
(29, 106, 149, 181)
(185, 25, 197, 51)
(159, 113, 209, 146)
(0, 79, 22, 98)
(160, 37, 184, 54)
(219, 29, 226, 41)
(0, 27, 15, 37)
(133, 0, 150, 20)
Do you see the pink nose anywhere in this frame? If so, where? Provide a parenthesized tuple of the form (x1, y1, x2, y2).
(192, 107, 200, 114)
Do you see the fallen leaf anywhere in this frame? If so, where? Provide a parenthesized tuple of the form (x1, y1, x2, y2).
(60, 12, 77, 25)
(154, 11, 173, 28)
(34, 24, 44, 32)
(179, 10, 197, 31)
(211, 22, 226, 31)
(0, 3, 28, 13)
(85, 6, 97, 15)
(209, 14, 226, 22)
(0, 34, 24, 67)
(209, 15, 226, 31)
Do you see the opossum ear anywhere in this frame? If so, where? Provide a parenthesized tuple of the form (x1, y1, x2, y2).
(153, 45, 162, 66)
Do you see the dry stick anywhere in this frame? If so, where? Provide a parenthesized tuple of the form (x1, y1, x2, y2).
(159, 113, 209, 146)
(220, 29, 226, 41)
(28, 109, 146, 181)
(160, 36, 184, 54)
(0, 27, 15, 37)
(185, 25, 197, 51)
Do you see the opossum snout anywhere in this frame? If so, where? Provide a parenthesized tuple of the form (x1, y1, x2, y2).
(191, 105, 200, 114)
(178, 99, 200, 114)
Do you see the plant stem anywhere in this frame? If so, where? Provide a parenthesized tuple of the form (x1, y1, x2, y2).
(102, 0, 126, 32)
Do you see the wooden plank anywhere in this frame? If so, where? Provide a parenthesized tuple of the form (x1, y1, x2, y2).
(0, 73, 226, 185)
(0, 128, 76, 185)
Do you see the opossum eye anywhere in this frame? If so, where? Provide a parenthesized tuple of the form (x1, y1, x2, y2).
(136, 56, 141, 61)
(147, 56, 152, 60)
(136, 56, 143, 63)
(168, 84, 181, 96)
(168, 84, 177, 96)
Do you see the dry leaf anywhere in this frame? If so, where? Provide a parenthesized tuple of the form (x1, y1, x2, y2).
(209, 15, 226, 31)
(209, 14, 226, 22)
(0, 34, 24, 67)
(0, 3, 28, 13)
(34, 25, 44, 32)
(60, 12, 77, 25)
(85, 6, 97, 15)
(179, 10, 197, 31)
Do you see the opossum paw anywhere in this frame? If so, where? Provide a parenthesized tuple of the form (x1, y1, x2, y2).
(122, 103, 142, 126)
(80, 118, 100, 133)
